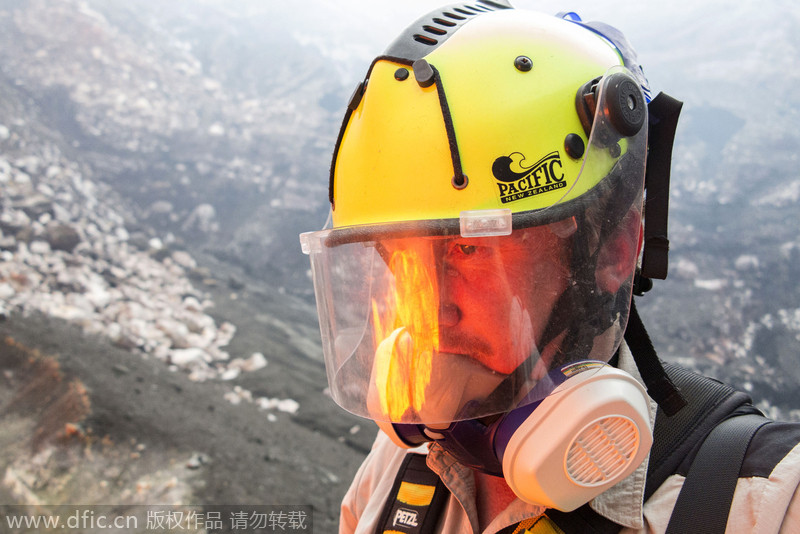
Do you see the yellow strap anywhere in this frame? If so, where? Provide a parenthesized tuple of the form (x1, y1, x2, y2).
(396, 480, 437, 507)
(512, 514, 565, 534)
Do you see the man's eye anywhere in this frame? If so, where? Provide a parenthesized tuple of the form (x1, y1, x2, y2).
(457, 244, 478, 255)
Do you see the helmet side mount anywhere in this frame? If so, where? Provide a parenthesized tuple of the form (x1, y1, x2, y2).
(575, 72, 646, 141)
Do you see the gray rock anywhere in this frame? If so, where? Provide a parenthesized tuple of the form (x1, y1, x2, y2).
(45, 223, 81, 252)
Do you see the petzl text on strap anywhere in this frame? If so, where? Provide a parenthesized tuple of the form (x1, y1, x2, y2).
(375, 453, 449, 534)
(665, 414, 770, 534)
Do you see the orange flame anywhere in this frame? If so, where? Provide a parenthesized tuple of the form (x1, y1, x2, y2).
(371, 242, 440, 421)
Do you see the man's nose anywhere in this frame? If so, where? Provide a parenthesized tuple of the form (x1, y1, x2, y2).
(438, 302, 461, 327)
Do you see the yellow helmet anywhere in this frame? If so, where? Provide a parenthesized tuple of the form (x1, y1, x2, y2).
(329, 5, 647, 228)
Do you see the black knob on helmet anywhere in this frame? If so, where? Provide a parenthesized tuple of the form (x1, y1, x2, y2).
(605, 72, 646, 137)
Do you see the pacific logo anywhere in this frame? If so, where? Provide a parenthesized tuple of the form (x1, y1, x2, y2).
(491, 151, 566, 204)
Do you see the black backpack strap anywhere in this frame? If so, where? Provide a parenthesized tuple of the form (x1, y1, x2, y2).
(665, 414, 770, 534)
(375, 453, 449, 534)
(644, 362, 757, 500)
(545, 505, 620, 534)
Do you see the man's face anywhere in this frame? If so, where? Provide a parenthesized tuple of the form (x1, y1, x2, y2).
(380, 225, 570, 376)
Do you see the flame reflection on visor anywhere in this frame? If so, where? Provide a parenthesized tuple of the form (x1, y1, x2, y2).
(370, 242, 440, 421)
(362, 231, 568, 424)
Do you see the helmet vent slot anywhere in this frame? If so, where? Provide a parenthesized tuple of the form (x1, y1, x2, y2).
(566, 416, 639, 487)
(432, 17, 457, 27)
(413, 34, 439, 46)
(413, 4, 500, 47)
(423, 25, 448, 36)
(378, 3, 512, 62)
(442, 11, 467, 20)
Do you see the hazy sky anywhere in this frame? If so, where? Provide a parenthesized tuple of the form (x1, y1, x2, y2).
(285, 0, 674, 89)
(287, 0, 796, 117)
(301, 0, 688, 47)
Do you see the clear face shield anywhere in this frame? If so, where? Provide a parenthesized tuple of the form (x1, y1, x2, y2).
(301, 66, 648, 428)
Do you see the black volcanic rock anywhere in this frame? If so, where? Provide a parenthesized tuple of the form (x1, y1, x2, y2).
(44, 222, 81, 252)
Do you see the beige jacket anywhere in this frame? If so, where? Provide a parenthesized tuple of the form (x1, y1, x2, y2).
(340, 345, 800, 533)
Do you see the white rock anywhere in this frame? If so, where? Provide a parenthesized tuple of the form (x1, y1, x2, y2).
(0, 159, 11, 182)
(13, 171, 31, 185)
(36, 182, 55, 197)
(207, 347, 230, 362)
(0, 283, 16, 300)
(694, 279, 727, 291)
(673, 257, 700, 279)
(181, 204, 217, 234)
(115, 227, 130, 242)
(235, 386, 253, 402)
(29, 241, 51, 255)
(216, 321, 236, 346)
(169, 348, 208, 366)
(257, 397, 299, 414)
(223, 390, 243, 405)
(220, 367, 240, 381)
(149, 200, 173, 215)
(50, 303, 90, 322)
(182, 295, 204, 313)
(45, 165, 61, 179)
(156, 317, 191, 348)
(734, 255, 759, 271)
(241, 352, 267, 372)
(171, 251, 196, 269)
(257, 398, 276, 410)
(15, 155, 41, 175)
(780, 242, 799, 258)
(51, 203, 72, 222)
(208, 123, 225, 136)
(277, 399, 299, 414)
(56, 269, 85, 291)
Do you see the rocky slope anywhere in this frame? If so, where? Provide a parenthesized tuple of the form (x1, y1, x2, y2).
(0, 246, 379, 531)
